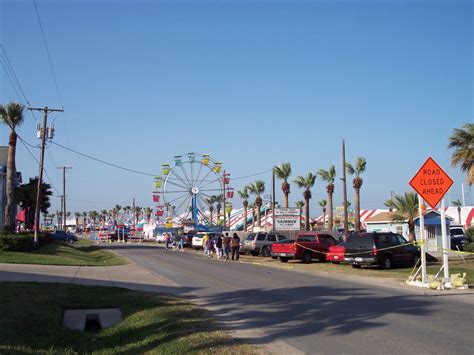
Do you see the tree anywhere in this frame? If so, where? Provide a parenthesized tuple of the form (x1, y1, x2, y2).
(206, 196, 216, 224)
(273, 163, 292, 208)
(294, 173, 317, 231)
(452, 199, 463, 224)
(318, 165, 336, 230)
(88, 210, 98, 227)
(237, 187, 250, 231)
(319, 199, 327, 229)
(14, 177, 52, 230)
(247, 181, 265, 227)
(74, 212, 80, 228)
(100, 209, 108, 222)
(346, 157, 366, 232)
(384, 192, 419, 242)
(113, 204, 122, 221)
(0, 102, 25, 231)
(295, 200, 304, 225)
(448, 123, 474, 185)
(82, 212, 87, 226)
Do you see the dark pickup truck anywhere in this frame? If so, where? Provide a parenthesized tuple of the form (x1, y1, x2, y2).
(271, 231, 338, 263)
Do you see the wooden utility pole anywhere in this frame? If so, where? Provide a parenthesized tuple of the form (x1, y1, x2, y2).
(342, 139, 349, 241)
(28, 106, 63, 247)
(58, 167, 72, 230)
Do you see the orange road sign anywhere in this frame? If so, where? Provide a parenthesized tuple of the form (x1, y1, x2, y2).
(409, 157, 453, 209)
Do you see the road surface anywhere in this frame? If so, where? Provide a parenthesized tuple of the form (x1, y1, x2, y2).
(106, 244, 473, 354)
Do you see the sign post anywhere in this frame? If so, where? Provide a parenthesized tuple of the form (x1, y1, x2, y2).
(274, 208, 301, 231)
(409, 157, 453, 287)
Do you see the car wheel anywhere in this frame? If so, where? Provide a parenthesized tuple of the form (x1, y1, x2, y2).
(280, 257, 289, 263)
(261, 247, 271, 257)
(251, 251, 259, 257)
(380, 256, 392, 270)
(352, 263, 362, 269)
(67, 238, 74, 244)
(271, 256, 277, 260)
(302, 251, 312, 264)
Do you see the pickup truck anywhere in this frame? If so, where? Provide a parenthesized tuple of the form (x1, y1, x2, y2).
(271, 231, 338, 263)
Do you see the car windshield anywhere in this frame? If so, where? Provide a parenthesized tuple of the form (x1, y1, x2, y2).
(246, 233, 256, 240)
(345, 234, 374, 248)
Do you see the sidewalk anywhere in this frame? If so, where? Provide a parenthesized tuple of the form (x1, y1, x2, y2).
(0, 258, 180, 294)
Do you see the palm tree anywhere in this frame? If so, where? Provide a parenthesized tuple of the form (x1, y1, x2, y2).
(294, 173, 317, 231)
(318, 165, 336, 230)
(237, 187, 250, 231)
(248, 180, 265, 227)
(100, 209, 108, 222)
(88, 210, 98, 228)
(206, 196, 216, 224)
(74, 212, 80, 229)
(448, 123, 473, 185)
(0, 102, 25, 231)
(273, 163, 292, 208)
(452, 199, 463, 224)
(113, 204, 122, 221)
(346, 157, 366, 232)
(248, 202, 256, 230)
(295, 200, 304, 227)
(82, 212, 87, 227)
(319, 199, 327, 229)
(384, 192, 419, 242)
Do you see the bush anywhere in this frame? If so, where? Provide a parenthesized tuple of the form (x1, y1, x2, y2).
(0, 232, 53, 251)
(464, 227, 474, 243)
(463, 242, 474, 253)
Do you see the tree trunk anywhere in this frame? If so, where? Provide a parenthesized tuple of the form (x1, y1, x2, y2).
(256, 197, 262, 227)
(243, 205, 247, 231)
(408, 220, 416, 242)
(328, 193, 333, 230)
(323, 210, 326, 229)
(304, 198, 310, 231)
(355, 187, 360, 232)
(251, 208, 255, 229)
(283, 192, 289, 209)
(4, 131, 17, 232)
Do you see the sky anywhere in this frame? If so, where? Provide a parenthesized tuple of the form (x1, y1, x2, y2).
(0, 0, 472, 219)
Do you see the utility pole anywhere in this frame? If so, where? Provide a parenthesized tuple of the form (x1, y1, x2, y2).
(59, 195, 64, 230)
(28, 106, 63, 248)
(272, 168, 276, 232)
(342, 139, 349, 241)
(58, 166, 72, 230)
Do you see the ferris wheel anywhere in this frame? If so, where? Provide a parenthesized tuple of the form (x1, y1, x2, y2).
(152, 153, 233, 225)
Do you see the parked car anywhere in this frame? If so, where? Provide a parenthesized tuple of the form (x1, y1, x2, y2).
(450, 227, 467, 251)
(343, 232, 419, 269)
(326, 242, 346, 264)
(50, 230, 78, 244)
(241, 232, 288, 256)
(271, 231, 338, 263)
(191, 232, 222, 250)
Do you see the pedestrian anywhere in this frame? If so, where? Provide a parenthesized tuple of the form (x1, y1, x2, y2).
(223, 232, 231, 260)
(231, 233, 240, 261)
(178, 236, 184, 252)
(202, 233, 209, 256)
(206, 236, 215, 258)
(215, 234, 223, 259)
(164, 233, 170, 250)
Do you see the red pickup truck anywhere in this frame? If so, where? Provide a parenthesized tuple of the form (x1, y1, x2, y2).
(271, 232, 338, 263)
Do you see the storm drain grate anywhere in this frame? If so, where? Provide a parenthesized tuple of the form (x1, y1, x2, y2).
(63, 308, 123, 332)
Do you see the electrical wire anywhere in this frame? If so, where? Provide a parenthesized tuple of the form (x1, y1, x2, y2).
(33, 0, 63, 107)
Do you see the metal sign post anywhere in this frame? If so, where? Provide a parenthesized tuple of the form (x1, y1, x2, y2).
(418, 195, 427, 283)
(440, 198, 449, 282)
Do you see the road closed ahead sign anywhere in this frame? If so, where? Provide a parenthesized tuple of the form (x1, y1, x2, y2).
(409, 157, 453, 209)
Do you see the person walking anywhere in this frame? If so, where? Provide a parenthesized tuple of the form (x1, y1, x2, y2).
(206, 236, 215, 258)
(231, 233, 240, 261)
(202, 233, 209, 256)
(178, 235, 184, 252)
(215, 234, 223, 259)
(223, 232, 231, 260)
(164, 233, 170, 250)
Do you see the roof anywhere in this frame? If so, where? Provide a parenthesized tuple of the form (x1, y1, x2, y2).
(365, 211, 405, 223)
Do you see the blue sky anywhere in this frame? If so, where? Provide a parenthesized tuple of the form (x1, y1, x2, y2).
(0, 0, 472, 217)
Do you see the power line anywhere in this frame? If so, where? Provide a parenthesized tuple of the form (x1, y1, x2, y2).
(33, 0, 63, 107)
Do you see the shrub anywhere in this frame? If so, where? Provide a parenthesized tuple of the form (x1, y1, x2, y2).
(463, 242, 474, 253)
(464, 227, 474, 243)
(0, 232, 53, 251)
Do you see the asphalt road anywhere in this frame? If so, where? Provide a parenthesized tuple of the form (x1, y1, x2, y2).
(107, 244, 473, 354)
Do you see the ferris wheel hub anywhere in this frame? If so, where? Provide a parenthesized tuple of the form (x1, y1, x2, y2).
(191, 186, 200, 195)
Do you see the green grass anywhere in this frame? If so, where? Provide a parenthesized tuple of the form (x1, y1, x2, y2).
(0, 239, 126, 266)
(0, 283, 254, 354)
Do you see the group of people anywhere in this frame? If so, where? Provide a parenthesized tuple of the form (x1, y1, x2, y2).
(163, 233, 184, 251)
(202, 232, 241, 261)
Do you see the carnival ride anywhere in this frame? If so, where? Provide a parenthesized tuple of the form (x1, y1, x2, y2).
(152, 153, 234, 228)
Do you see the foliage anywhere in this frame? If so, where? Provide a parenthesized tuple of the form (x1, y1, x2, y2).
(14, 177, 53, 229)
(237, 187, 249, 200)
(346, 157, 367, 177)
(247, 180, 265, 196)
(465, 227, 474, 243)
(0, 232, 52, 252)
(448, 123, 474, 185)
(294, 172, 316, 191)
(273, 163, 292, 182)
(385, 192, 419, 241)
(318, 165, 336, 184)
(0, 102, 24, 130)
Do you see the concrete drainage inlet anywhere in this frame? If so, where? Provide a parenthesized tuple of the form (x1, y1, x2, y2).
(63, 308, 123, 332)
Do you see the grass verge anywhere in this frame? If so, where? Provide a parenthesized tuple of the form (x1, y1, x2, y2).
(0, 282, 254, 354)
(0, 239, 126, 266)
